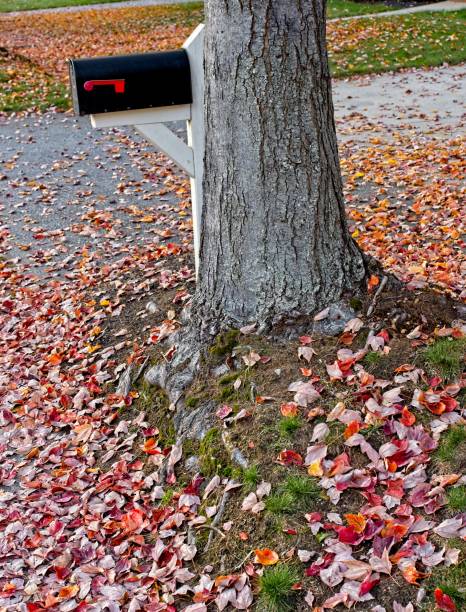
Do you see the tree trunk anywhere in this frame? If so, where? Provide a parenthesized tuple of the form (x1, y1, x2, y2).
(195, 0, 367, 327)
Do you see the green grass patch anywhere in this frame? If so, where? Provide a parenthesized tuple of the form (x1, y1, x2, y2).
(198, 427, 233, 477)
(329, 11, 466, 78)
(0, 0, 393, 15)
(0, 55, 69, 113)
(328, 0, 395, 19)
(209, 329, 240, 359)
(278, 416, 302, 438)
(423, 337, 465, 381)
(363, 351, 381, 367)
(435, 425, 466, 467)
(265, 475, 320, 515)
(185, 396, 200, 408)
(447, 485, 466, 512)
(427, 550, 466, 609)
(265, 492, 295, 515)
(159, 487, 175, 507)
(242, 465, 260, 490)
(283, 475, 320, 500)
(258, 565, 299, 612)
(219, 371, 240, 386)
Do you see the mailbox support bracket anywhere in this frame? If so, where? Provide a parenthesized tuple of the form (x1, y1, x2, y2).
(135, 124, 194, 177)
(90, 24, 205, 275)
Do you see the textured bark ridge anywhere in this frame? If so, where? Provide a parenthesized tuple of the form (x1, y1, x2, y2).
(195, 0, 367, 327)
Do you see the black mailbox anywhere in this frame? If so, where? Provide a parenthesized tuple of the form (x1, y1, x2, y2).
(69, 49, 192, 116)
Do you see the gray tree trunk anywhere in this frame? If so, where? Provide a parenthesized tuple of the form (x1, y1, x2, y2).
(195, 0, 367, 327)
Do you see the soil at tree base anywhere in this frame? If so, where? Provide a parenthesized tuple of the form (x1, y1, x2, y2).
(157, 284, 465, 610)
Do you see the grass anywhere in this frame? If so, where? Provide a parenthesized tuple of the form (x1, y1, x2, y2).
(1, 7, 465, 113)
(278, 416, 302, 438)
(0, 54, 69, 113)
(159, 487, 175, 507)
(363, 351, 382, 367)
(283, 475, 321, 500)
(427, 543, 466, 610)
(265, 475, 321, 514)
(329, 10, 466, 78)
(199, 427, 228, 476)
(423, 337, 465, 381)
(0, 0, 395, 16)
(327, 0, 395, 19)
(242, 465, 260, 490)
(258, 565, 299, 612)
(447, 485, 466, 511)
(265, 492, 295, 515)
(434, 425, 466, 467)
(0, 0, 133, 10)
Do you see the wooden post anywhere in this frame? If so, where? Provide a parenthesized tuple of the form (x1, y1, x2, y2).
(183, 24, 205, 276)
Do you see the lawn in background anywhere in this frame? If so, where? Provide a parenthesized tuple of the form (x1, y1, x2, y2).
(1, 0, 399, 14)
(328, 0, 396, 18)
(330, 9, 466, 77)
(1, 0, 133, 10)
(0, 3, 465, 112)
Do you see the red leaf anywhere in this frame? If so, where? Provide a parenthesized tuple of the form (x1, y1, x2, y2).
(434, 589, 457, 611)
(336, 526, 364, 545)
(359, 573, 380, 596)
(400, 406, 416, 426)
(277, 449, 303, 466)
(299, 335, 313, 345)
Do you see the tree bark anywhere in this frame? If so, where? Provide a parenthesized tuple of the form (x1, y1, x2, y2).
(194, 0, 367, 327)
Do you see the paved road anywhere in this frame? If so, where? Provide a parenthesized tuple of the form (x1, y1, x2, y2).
(334, 63, 466, 140)
(1, 64, 465, 275)
(3, 0, 465, 17)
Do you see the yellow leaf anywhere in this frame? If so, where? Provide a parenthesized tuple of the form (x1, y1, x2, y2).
(308, 461, 323, 477)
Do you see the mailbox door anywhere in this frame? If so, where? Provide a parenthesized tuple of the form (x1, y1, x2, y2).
(69, 50, 192, 116)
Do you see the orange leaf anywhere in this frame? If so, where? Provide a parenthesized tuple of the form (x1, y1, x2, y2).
(280, 402, 299, 417)
(214, 575, 235, 588)
(121, 508, 144, 533)
(256, 395, 274, 404)
(344, 420, 362, 439)
(300, 367, 313, 377)
(140, 438, 161, 455)
(254, 548, 279, 566)
(47, 353, 62, 365)
(344, 513, 366, 534)
(339, 331, 355, 346)
(58, 585, 79, 600)
(401, 564, 427, 585)
(367, 275, 380, 292)
(400, 406, 416, 426)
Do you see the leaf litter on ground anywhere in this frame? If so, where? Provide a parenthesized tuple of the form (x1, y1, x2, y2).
(0, 7, 465, 610)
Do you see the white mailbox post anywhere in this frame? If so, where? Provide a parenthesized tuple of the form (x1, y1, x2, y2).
(88, 24, 205, 274)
